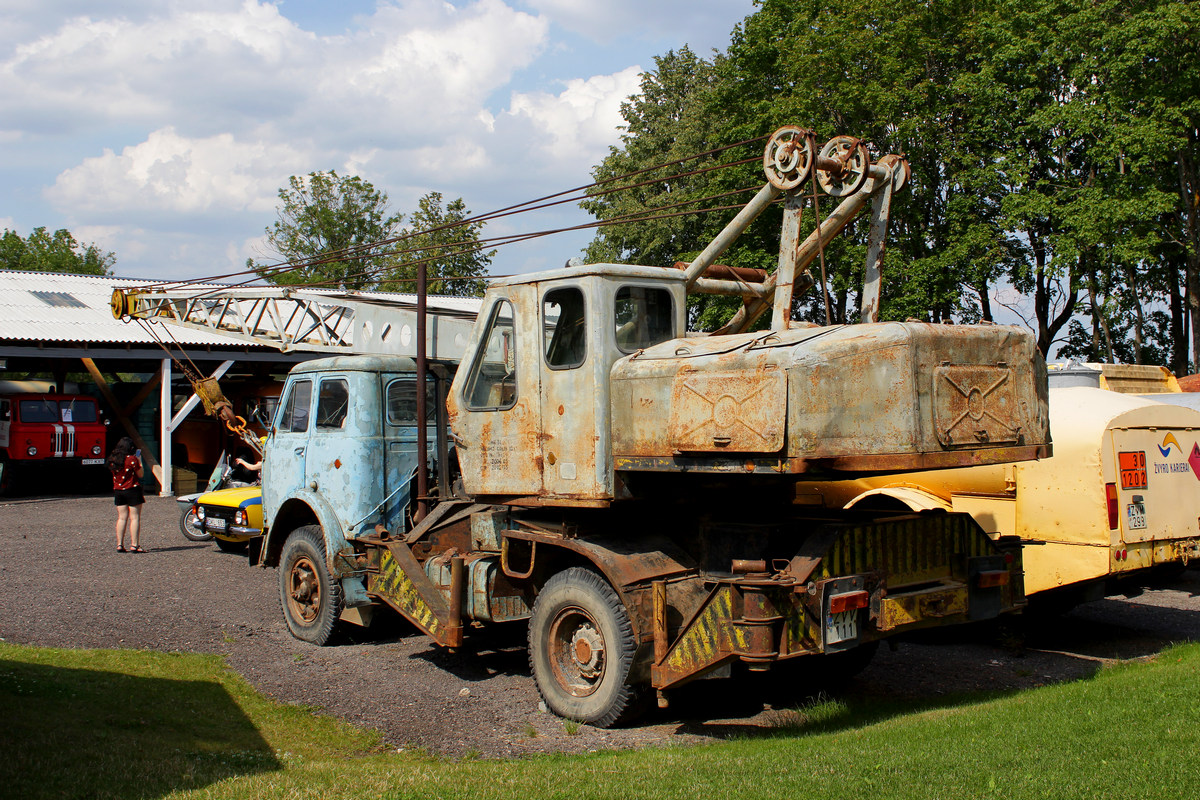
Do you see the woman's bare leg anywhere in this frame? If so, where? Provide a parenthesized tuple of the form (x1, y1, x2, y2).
(115, 505, 129, 548)
(128, 504, 142, 550)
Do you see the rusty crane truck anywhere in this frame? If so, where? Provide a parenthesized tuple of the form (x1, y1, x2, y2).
(114, 126, 1050, 725)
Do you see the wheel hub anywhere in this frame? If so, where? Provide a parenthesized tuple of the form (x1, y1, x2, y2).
(548, 607, 608, 696)
(570, 624, 604, 679)
(288, 558, 320, 622)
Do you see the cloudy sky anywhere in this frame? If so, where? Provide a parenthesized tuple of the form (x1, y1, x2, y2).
(0, 0, 757, 283)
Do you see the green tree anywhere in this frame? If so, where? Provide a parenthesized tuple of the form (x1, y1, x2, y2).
(250, 171, 403, 291)
(584, 0, 1200, 367)
(581, 46, 783, 331)
(377, 192, 493, 298)
(0, 227, 114, 275)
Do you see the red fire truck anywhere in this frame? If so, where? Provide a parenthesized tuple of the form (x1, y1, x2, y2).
(0, 393, 108, 492)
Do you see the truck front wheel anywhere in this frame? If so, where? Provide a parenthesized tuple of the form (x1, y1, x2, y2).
(528, 567, 643, 727)
(279, 525, 343, 645)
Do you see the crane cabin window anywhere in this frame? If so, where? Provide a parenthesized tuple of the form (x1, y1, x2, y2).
(315, 379, 349, 429)
(277, 380, 312, 433)
(614, 286, 674, 352)
(386, 377, 437, 425)
(464, 300, 518, 410)
(543, 287, 586, 369)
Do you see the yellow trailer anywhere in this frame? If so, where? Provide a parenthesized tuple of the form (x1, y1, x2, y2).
(804, 386, 1200, 602)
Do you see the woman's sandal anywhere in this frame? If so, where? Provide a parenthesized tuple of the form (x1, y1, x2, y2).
(117, 545, 126, 553)
(130, 545, 146, 553)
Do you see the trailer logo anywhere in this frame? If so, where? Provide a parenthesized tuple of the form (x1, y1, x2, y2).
(1158, 433, 1181, 457)
(1149, 436, 1200, 481)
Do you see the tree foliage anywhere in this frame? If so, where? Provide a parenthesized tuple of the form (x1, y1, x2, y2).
(0, 227, 114, 275)
(252, 173, 491, 297)
(250, 171, 403, 291)
(582, 0, 1200, 369)
(378, 192, 493, 298)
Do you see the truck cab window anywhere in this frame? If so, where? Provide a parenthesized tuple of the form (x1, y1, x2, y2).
(278, 380, 312, 433)
(464, 300, 517, 410)
(614, 286, 674, 352)
(543, 287, 586, 369)
(386, 377, 436, 425)
(315, 379, 349, 429)
(61, 398, 97, 423)
(19, 399, 57, 423)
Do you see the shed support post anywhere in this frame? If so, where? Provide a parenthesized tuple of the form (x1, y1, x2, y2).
(160, 358, 172, 496)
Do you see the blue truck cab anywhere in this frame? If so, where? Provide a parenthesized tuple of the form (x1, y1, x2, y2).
(255, 355, 445, 634)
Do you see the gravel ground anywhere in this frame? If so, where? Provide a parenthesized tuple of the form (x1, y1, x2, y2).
(2, 493, 1199, 758)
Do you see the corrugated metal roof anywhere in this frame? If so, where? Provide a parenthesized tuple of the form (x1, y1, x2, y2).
(0, 271, 482, 348)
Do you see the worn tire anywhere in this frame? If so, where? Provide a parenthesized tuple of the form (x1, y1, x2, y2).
(179, 508, 212, 542)
(214, 536, 248, 553)
(527, 567, 644, 727)
(279, 525, 343, 645)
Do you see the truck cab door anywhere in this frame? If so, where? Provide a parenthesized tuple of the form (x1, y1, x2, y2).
(0, 399, 9, 451)
(538, 285, 600, 499)
(263, 377, 313, 516)
(302, 374, 378, 534)
(453, 293, 542, 497)
(382, 374, 436, 530)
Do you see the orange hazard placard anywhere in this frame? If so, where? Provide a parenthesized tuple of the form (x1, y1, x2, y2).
(1118, 451, 1147, 489)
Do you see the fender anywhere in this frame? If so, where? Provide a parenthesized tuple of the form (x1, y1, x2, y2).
(844, 485, 952, 512)
(502, 529, 695, 593)
(262, 488, 355, 576)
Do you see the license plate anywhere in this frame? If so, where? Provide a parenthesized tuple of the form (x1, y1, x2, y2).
(1126, 503, 1146, 530)
(207, 518, 226, 531)
(825, 609, 859, 644)
(81, 458, 104, 465)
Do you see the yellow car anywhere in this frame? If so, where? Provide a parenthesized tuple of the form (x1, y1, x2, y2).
(191, 485, 263, 553)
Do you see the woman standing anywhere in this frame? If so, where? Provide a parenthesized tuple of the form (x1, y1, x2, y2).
(107, 436, 145, 552)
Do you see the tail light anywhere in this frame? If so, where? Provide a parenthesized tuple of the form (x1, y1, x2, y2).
(828, 591, 869, 614)
(1105, 483, 1119, 530)
(976, 570, 1010, 588)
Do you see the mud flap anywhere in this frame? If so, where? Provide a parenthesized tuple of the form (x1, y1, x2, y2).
(369, 542, 462, 646)
(968, 554, 1010, 620)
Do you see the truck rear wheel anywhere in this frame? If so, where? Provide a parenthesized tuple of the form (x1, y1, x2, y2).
(528, 567, 643, 728)
(279, 525, 343, 645)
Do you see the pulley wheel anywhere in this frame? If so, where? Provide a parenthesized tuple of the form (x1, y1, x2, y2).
(816, 136, 871, 197)
(763, 126, 815, 191)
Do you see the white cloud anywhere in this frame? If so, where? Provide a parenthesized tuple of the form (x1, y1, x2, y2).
(505, 66, 642, 162)
(2, 1, 755, 281)
(46, 126, 312, 216)
(1, 1, 548, 142)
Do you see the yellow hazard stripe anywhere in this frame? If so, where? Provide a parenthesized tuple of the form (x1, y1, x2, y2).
(375, 550, 440, 635)
(664, 588, 747, 672)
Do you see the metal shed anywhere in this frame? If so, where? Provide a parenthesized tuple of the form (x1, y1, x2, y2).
(0, 270, 479, 495)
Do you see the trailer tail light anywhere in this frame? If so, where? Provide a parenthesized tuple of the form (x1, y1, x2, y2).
(1105, 483, 1119, 530)
(828, 591, 869, 615)
(976, 570, 1010, 588)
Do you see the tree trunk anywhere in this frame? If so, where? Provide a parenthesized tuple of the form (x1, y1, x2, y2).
(977, 279, 993, 322)
(1168, 258, 1187, 376)
(1178, 150, 1200, 374)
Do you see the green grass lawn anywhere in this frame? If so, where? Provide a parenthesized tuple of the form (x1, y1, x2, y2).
(2, 641, 1197, 800)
